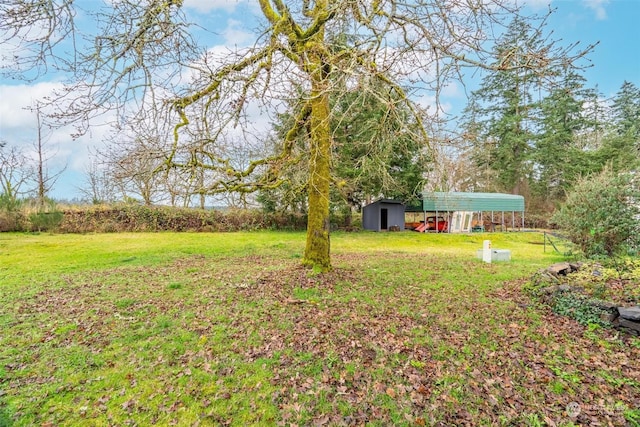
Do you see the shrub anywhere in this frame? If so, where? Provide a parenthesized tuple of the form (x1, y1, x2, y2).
(0, 193, 21, 212)
(26, 199, 65, 232)
(29, 211, 64, 232)
(552, 169, 640, 257)
(552, 291, 610, 327)
(0, 194, 26, 231)
(57, 205, 308, 233)
(0, 211, 24, 232)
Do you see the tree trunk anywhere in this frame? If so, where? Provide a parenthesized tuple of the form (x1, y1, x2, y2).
(302, 71, 332, 271)
(36, 107, 46, 209)
(300, 3, 332, 271)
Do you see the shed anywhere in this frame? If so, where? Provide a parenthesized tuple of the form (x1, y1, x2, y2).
(417, 192, 525, 231)
(362, 199, 405, 232)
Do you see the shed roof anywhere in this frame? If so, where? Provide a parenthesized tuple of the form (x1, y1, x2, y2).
(420, 192, 525, 212)
(366, 198, 405, 206)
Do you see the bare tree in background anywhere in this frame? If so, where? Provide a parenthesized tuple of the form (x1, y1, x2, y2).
(79, 159, 116, 204)
(105, 139, 168, 205)
(1, 0, 592, 270)
(32, 105, 66, 207)
(0, 144, 33, 209)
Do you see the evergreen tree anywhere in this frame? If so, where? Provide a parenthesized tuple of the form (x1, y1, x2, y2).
(463, 18, 550, 194)
(596, 81, 640, 171)
(331, 80, 428, 208)
(533, 68, 598, 202)
(611, 81, 640, 138)
(259, 81, 429, 219)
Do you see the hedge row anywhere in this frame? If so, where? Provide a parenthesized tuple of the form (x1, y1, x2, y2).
(1, 205, 308, 233)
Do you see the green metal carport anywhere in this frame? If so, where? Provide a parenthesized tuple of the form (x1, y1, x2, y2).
(417, 192, 525, 231)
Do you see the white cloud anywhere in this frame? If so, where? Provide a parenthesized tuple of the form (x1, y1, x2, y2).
(584, 0, 609, 20)
(440, 82, 463, 99)
(183, 0, 246, 14)
(0, 82, 64, 133)
(415, 93, 453, 117)
(0, 82, 112, 199)
(223, 18, 256, 47)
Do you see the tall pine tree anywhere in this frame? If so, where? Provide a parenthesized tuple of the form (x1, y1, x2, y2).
(533, 67, 598, 203)
(463, 18, 550, 195)
(597, 81, 640, 171)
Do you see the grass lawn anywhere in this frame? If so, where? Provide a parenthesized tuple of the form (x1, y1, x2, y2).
(1, 231, 638, 426)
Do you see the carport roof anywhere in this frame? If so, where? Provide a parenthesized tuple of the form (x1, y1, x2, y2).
(417, 192, 525, 212)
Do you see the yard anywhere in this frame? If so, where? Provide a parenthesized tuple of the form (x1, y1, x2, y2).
(1, 231, 638, 426)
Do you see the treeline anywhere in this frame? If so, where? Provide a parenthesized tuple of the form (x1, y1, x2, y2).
(2, 17, 638, 228)
(456, 18, 640, 215)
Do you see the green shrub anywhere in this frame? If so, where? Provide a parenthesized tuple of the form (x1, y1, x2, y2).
(552, 291, 610, 327)
(552, 169, 640, 257)
(0, 193, 21, 212)
(27, 199, 65, 232)
(29, 211, 64, 231)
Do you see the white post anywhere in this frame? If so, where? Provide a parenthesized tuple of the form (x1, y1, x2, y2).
(482, 240, 492, 263)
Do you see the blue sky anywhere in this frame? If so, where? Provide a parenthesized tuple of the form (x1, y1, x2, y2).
(543, 0, 640, 97)
(0, 0, 638, 201)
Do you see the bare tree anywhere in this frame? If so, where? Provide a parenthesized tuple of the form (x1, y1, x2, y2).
(79, 158, 116, 204)
(108, 141, 169, 205)
(1, 0, 592, 270)
(32, 105, 66, 207)
(0, 144, 33, 209)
